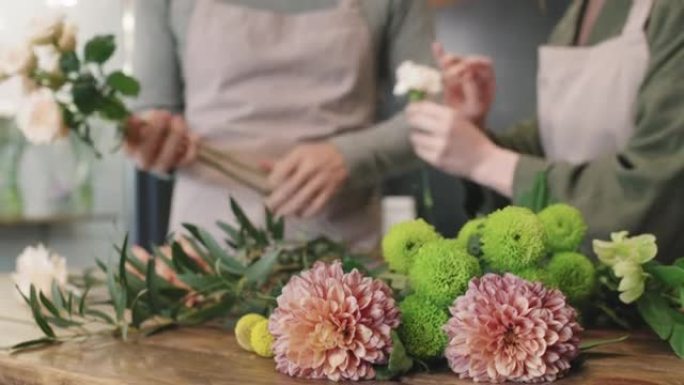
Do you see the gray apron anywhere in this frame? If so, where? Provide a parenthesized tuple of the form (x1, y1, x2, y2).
(171, 0, 381, 251)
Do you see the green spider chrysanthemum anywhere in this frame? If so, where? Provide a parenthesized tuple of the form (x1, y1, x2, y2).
(398, 294, 449, 361)
(516, 267, 558, 288)
(480, 206, 548, 273)
(538, 204, 588, 252)
(547, 252, 597, 303)
(382, 219, 441, 274)
(455, 217, 486, 250)
(409, 239, 481, 307)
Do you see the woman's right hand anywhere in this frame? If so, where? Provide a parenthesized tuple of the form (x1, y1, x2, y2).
(124, 110, 198, 175)
(433, 42, 496, 127)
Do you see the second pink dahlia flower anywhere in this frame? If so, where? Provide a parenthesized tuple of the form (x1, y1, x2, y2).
(269, 261, 400, 381)
(444, 273, 582, 383)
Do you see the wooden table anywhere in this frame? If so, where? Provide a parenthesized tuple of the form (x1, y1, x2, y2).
(1, 277, 683, 385)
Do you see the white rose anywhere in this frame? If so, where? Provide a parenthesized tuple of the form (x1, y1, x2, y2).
(1, 43, 37, 76)
(29, 12, 65, 46)
(57, 22, 78, 52)
(393, 61, 442, 98)
(12, 244, 68, 301)
(36, 46, 61, 75)
(16, 88, 68, 144)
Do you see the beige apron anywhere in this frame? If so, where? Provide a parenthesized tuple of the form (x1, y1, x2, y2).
(171, 0, 380, 250)
(538, 0, 653, 164)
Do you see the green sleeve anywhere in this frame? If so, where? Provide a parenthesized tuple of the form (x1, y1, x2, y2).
(132, 0, 184, 114)
(512, 2, 684, 262)
(330, 0, 435, 186)
(491, 119, 544, 157)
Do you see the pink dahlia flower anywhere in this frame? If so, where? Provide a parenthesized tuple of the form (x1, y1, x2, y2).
(269, 261, 400, 381)
(444, 273, 582, 383)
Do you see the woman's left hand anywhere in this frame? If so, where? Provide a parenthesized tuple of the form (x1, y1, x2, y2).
(406, 101, 519, 197)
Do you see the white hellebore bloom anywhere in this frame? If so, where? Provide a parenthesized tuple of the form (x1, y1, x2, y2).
(57, 22, 78, 52)
(17, 88, 68, 144)
(393, 61, 442, 98)
(12, 244, 68, 300)
(1, 43, 37, 76)
(593, 231, 658, 304)
(29, 12, 66, 46)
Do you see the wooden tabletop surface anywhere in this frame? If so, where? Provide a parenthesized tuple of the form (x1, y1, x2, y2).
(1, 276, 683, 385)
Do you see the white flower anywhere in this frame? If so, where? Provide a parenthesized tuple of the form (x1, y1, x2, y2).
(35, 46, 61, 76)
(0, 43, 37, 76)
(393, 61, 442, 98)
(12, 244, 68, 301)
(16, 88, 68, 144)
(57, 22, 78, 52)
(593, 231, 658, 304)
(29, 12, 65, 46)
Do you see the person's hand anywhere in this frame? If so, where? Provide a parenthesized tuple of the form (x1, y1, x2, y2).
(406, 101, 518, 197)
(124, 110, 198, 175)
(433, 42, 495, 126)
(265, 142, 349, 218)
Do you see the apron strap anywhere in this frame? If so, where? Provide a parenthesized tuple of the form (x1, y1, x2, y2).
(622, 0, 655, 33)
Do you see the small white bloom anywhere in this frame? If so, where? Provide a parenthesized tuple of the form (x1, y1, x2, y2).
(29, 12, 65, 46)
(57, 22, 78, 52)
(0, 43, 37, 76)
(12, 244, 68, 301)
(35, 45, 61, 76)
(16, 88, 68, 144)
(393, 61, 442, 97)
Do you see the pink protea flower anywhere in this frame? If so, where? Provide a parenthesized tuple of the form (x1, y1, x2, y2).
(444, 273, 582, 383)
(269, 261, 400, 381)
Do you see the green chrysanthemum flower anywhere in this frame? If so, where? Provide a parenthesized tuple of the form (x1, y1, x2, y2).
(398, 294, 449, 360)
(382, 219, 441, 274)
(480, 206, 548, 273)
(516, 267, 557, 288)
(455, 217, 486, 249)
(409, 239, 481, 307)
(547, 252, 597, 303)
(538, 204, 588, 252)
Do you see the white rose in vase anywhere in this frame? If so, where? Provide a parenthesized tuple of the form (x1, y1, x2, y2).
(17, 88, 68, 144)
(393, 60, 442, 99)
(29, 12, 65, 46)
(57, 22, 78, 52)
(0, 43, 37, 77)
(12, 244, 68, 301)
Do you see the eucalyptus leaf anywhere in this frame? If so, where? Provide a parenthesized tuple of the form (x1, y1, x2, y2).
(51, 281, 65, 313)
(59, 51, 79, 74)
(85, 309, 116, 325)
(146, 258, 159, 314)
(196, 227, 246, 275)
(637, 293, 673, 340)
(39, 291, 60, 319)
(106, 71, 140, 96)
(45, 316, 82, 328)
(580, 335, 629, 351)
(29, 286, 56, 338)
(172, 242, 202, 274)
(78, 288, 90, 316)
(230, 197, 267, 245)
(10, 338, 56, 352)
(180, 295, 235, 325)
(84, 35, 116, 64)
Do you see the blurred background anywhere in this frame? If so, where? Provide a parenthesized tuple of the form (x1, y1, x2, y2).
(0, 0, 570, 271)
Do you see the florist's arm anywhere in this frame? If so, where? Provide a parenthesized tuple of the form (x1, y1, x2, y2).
(125, 0, 196, 174)
(267, 0, 435, 217)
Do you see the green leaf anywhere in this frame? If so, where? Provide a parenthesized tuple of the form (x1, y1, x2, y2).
(580, 335, 629, 351)
(85, 309, 116, 325)
(51, 281, 65, 313)
(119, 235, 129, 287)
(146, 258, 160, 314)
(106, 71, 140, 97)
(230, 197, 267, 245)
(84, 35, 116, 64)
(244, 250, 280, 286)
(193, 225, 246, 275)
(674, 258, 684, 269)
(39, 291, 60, 319)
(180, 295, 235, 325)
(29, 286, 56, 338)
(78, 288, 90, 316)
(10, 338, 55, 352)
(637, 292, 673, 340)
(670, 321, 684, 359)
(646, 264, 684, 288)
(100, 95, 129, 121)
(45, 316, 82, 328)
(516, 170, 552, 212)
(72, 75, 101, 114)
(59, 51, 80, 74)
(172, 242, 203, 274)
(106, 261, 125, 323)
(374, 331, 414, 380)
(176, 274, 224, 292)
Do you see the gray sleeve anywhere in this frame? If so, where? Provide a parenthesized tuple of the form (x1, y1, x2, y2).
(132, 0, 184, 113)
(330, 0, 435, 186)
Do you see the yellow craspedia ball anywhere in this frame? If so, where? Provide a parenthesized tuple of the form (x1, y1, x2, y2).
(250, 319, 274, 358)
(235, 313, 266, 352)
